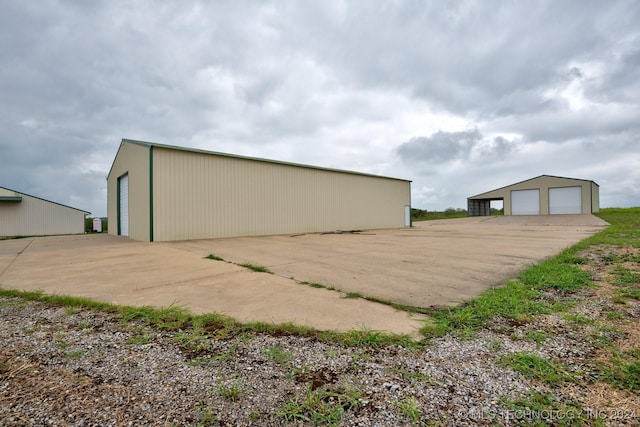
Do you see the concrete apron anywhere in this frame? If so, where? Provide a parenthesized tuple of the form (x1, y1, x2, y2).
(0, 215, 608, 336)
(0, 234, 426, 336)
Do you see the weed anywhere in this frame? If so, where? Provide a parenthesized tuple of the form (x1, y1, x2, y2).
(589, 325, 622, 348)
(194, 402, 219, 425)
(598, 350, 640, 391)
(54, 332, 68, 349)
(395, 397, 420, 424)
(612, 266, 640, 286)
(604, 309, 625, 320)
(65, 307, 80, 315)
(499, 352, 576, 386)
(120, 305, 191, 330)
(215, 380, 244, 401)
(126, 333, 154, 345)
(343, 292, 362, 299)
(342, 328, 394, 347)
(299, 281, 327, 289)
(66, 350, 85, 359)
(486, 339, 505, 353)
(563, 312, 595, 327)
(391, 367, 432, 384)
(609, 265, 640, 301)
(277, 385, 362, 426)
(522, 329, 549, 348)
(238, 263, 273, 273)
(265, 345, 292, 366)
(204, 253, 225, 261)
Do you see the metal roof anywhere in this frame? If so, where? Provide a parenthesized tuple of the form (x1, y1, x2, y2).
(468, 174, 599, 199)
(0, 186, 91, 214)
(109, 138, 411, 183)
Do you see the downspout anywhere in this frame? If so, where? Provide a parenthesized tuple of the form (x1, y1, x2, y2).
(149, 145, 154, 242)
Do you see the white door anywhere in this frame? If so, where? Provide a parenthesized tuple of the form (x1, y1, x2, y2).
(549, 186, 582, 214)
(119, 174, 129, 236)
(511, 189, 540, 215)
(404, 205, 411, 227)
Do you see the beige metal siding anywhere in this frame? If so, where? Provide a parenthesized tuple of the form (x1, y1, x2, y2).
(152, 147, 410, 241)
(107, 142, 150, 241)
(0, 194, 86, 236)
(591, 183, 600, 213)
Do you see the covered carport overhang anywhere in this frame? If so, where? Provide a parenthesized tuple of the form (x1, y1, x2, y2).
(467, 197, 503, 216)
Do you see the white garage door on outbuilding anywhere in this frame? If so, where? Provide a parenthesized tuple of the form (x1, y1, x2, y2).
(118, 174, 129, 236)
(467, 175, 600, 217)
(511, 189, 540, 215)
(549, 186, 582, 214)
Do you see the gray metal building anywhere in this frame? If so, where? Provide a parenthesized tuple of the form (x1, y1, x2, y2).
(0, 186, 90, 237)
(468, 175, 600, 216)
(107, 139, 412, 242)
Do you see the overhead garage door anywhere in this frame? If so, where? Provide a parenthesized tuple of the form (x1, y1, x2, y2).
(511, 189, 540, 215)
(549, 186, 582, 214)
(118, 174, 129, 236)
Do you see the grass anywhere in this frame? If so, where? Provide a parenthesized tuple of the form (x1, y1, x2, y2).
(276, 385, 363, 426)
(420, 208, 639, 339)
(420, 280, 561, 338)
(205, 253, 273, 273)
(215, 380, 244, 401)
(394, 397, 421, 424)
(237, 263, 273, 273)
(521, 329, 550, 348)
(419, 207, 640, 397)
(498, 352, 577, 386)
(265, 345, 292, 366)
(501, 392, 587, 426)
(598, 349, 640, 391)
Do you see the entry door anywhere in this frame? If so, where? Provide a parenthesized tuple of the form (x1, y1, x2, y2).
(118, 174, 129, 236)
(404, 205, 411, 227)
(549, 186, 582, 214)
(511, 189, 540, 215)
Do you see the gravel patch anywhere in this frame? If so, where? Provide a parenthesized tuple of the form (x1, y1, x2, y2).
(1, 246, 639, 426)
(0, 299, 624, 427)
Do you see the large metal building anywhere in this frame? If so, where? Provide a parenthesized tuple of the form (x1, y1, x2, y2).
(0, 186, 90, 237)
(107, 139, 412, 242)
(468, 175, 600, 216)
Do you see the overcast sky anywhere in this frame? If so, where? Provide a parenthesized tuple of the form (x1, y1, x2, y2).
(1, 1, 639, 217)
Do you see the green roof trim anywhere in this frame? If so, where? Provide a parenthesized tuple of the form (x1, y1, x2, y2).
(121, 138, 411, 183)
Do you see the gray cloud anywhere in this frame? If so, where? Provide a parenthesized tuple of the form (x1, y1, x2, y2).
(396, 130, 519, 172)
(0, 1, 639, 214)
(396, 129, 481, 165)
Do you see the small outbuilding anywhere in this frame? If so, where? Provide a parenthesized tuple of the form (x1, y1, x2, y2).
(107, 139, 412, 242)
(0, 186, 90, 237)
(467, 175, 600, 216)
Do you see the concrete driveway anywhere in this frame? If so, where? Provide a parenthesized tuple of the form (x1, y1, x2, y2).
(0, 215, 607, 335)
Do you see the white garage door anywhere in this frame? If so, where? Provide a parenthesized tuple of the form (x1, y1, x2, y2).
(511, 189, 540, 215)
(119, 174, 129, 236)
(549, 186, 582, 214)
